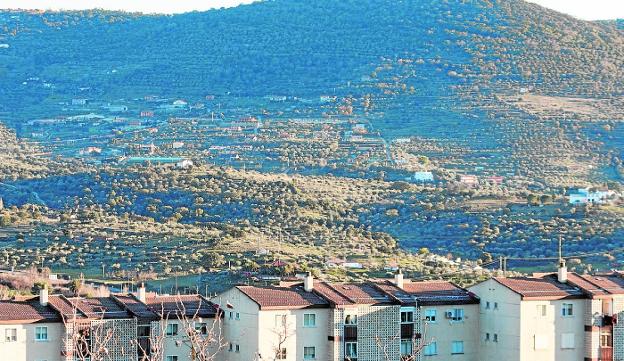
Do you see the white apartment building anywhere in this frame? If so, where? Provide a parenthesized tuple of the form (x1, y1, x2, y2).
(215, 272, 480, 361)
(0, 286, 219, 361)
(8, 264, 624, 361)
(469, 260, 624, 361)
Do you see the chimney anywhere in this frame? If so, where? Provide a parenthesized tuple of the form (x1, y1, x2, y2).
(304, 272, 314, 292)
(558, 259, 568, 283)
(39, 285, 48, 307)
(138, 283, 146, 303)
(393, 269, 404, 289)
(557, 236, 567, 283)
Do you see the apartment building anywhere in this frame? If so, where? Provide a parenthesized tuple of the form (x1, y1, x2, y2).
(215, 272, 480, 361)
(469, 274, 586, 361)
(469, 259, 624, 361)
(0, 286, 219, 361)
(376, 274, 480, 361)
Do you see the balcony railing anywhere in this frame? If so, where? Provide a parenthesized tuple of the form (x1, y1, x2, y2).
(401, 323, 414, 339)
(344, 325, 357, 341)
(601, 347, 613, 361)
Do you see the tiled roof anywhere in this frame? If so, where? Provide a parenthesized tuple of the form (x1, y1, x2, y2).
(78, 297, 133, 319)
(47, 295, 88, 319)
(145, 294, 218, 318)
(495, 275, 584, 300)
(236, 285, 329, 310)
(112, 294, 158, 319)
(0, 297, 61, 323)
(313, 282, 399, 306)
(377, 281, 479, 306)
(567, 273, 624, 297)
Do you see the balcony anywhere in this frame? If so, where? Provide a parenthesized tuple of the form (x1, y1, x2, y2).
(137, 337, 151, 356)
(600, 347, 613, 361)
(401, 323, 414, 339)
(344, 325, 357, 341)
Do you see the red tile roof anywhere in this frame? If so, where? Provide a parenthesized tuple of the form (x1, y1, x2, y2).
(145, 294, 218, 318)
(377, 281, 479, 306)
(313, 282, 398, 306)
(0, 297, 60, 323)
(236, 285, 329, 310)
(567, 273, 624, 297)
(494, 276, 584, 300)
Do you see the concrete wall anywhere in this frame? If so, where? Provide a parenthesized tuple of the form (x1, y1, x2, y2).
(0, 322, 63, 361)
(519, 298, 585, 361)
(470, 279, 585, 361)
(470, 279, 522, 361)
(215, 287, 330, 361)
(420, 304, 479, 361)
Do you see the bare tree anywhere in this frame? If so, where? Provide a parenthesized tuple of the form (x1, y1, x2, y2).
(61, 299, 116, 361)
(136, 303, 169, 361)
(173, 296, 227, 361)
(271, 314, 295, 360)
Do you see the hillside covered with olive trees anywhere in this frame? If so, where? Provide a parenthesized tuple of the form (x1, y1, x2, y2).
(0, 0, 623, 292)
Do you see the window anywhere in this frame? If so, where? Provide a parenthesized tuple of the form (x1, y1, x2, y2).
(235, 344, 240, 353)
(194, 323, 207, 335)
(5, 328, 17, 342)
(447, 308, 464, 322)
(537, 305, 547, 317)
(601, 333, 612, 347)
(485, 301, 490, 310)
(534, 334, 548, 350)
(452, 341, 464, 354)
(493, 334, 498, 343)
(424, 309, 436, 323)
(345, 342, 358, 358)
(229, 312, 233, 320)
(165, 323, 178, 336)
(276, 348, 287, 359)
(304, 313, 316, 327)
(304, 346, 316, 359)
(400, 339, 413, 355)
(275, 314, 287, 327)
(165, 356, 178, 361)
(424, 342, 437, 356)
(345, 314, 357, 325)
(562, 333, 575, 349)
(228, 343, 233, 352)
(401, 311, 414, 323)
(485, 333, 490, 342)
(562, 303, 574, 317)
(235, 312, 240, 320)
(494, 302, 498, 310)
(35, 326, 48, 341)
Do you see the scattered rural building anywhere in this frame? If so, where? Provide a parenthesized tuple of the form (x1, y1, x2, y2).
(568, 187, 616, 205)
(413, 171, 434, 183)
(487, 176, 504, 185)
(176, 159, 194, 169)
(79, 146, 102, 155)
(71, 98, 88, 106)
(459, 175, 479, 187)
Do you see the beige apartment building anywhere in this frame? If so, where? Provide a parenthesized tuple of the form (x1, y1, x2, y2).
(7, 263, 624, 361)
(469, 260, 624, 361)
(0, 286, 219, 361)
(215, 272, 480, 361)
